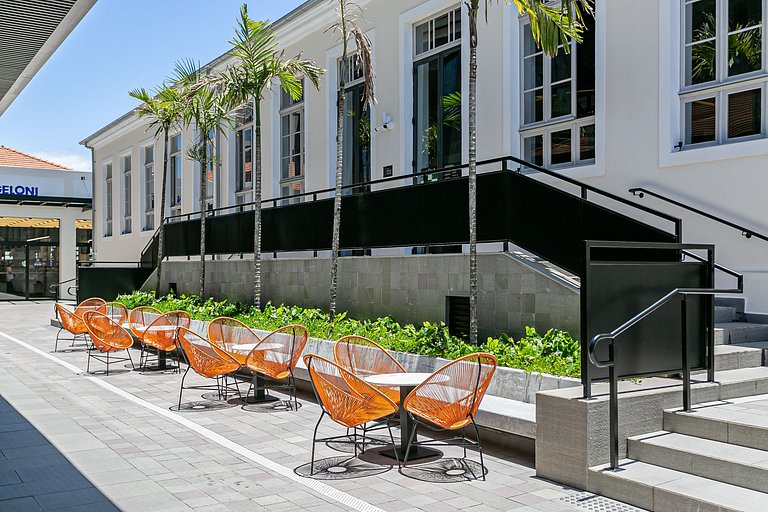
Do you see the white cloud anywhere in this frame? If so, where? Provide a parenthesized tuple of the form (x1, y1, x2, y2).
(34, 151, 92, 173)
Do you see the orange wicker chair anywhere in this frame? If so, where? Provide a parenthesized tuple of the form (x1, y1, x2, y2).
(207, 317, 261, 365)
(139, 310, 191, 372)
(82, 310, 135, 375)
(402, 353, 497, 479)
(243, 324, 308, 411)
(128, 306, 163, 340)
(99, 302, 129, 325)
(53, 297, 106, 352)
(303, 354, 399, 475)
(333, 335, 406, 403)
(174, 327, 242, 410)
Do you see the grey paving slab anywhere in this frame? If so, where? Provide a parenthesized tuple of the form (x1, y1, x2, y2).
(0, 302, 631, 512)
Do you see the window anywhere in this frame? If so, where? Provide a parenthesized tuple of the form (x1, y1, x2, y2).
(104, 163, 113, 237)
(206, 130, 215, 211)
(122, 154, 132, 234)
(520, 16, 595, 168)
(280, 80, 304, 201)
(280, 182, 305, 206)
(341, 54, 371, 194)
(235, 108, 253, 204)
(681, 0, 767, 147)
(169, 134, 182, 216)
(143, 146, 154, 231)
(414, 8, 463, 179)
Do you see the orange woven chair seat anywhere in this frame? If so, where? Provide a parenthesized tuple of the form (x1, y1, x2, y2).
(178, 327, 241, 379)
(56, 304, 88, 335)
(304, 354, 398, 428)
(128, 306, 163, 339)
(143, 310, 191, 352)
(207, 317, 260, 365)
(333, 335, 406, 404)
(403, 353, 497, 430)
(82, 311, 134, 352)
(245, 325, 308, 380)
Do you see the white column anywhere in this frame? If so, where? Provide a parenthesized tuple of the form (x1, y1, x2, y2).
(59, 213, 77, 300)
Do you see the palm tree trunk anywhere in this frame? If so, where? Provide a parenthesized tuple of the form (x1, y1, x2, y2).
(253, 99, 263, 310)
(330, 86, 345, 318)
(155, 129, 169, 294)
(468, 4, 479, 345)
(199, 132, 207, 299)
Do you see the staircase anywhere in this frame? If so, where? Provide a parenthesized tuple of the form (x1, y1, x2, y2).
(715, 300, 768, 368)
(590, 393, 768, 511)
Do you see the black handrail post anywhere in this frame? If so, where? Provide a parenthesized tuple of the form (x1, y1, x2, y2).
(681, 294, 691, 412)
(581, 187, 587, 200)
(609, 341, 619, 470)
(707, 246, 716, 383)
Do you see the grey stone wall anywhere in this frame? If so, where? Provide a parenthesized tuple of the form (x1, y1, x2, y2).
(154, 253, 579, 340)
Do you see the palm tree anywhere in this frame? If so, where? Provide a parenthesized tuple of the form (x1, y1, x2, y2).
(129, 84, 184, 293)
(466, 0, 592, 344)
(327, 0, 375, 318)
(172, 59, 231, 299)
(221, 5, 323, 310)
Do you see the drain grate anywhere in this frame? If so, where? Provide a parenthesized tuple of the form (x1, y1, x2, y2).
(561, 492, 646, 512)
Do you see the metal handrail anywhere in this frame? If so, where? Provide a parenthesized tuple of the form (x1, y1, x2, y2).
(161, 156, 682, 239)
(630, 187, 768, 242)
(49, 277, 77, 295)
(588, 259, 744, 470)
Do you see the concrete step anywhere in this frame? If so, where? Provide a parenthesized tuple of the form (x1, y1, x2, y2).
(732, 341, 768, 364)
(628, 431, 768, 493)
(716, 322, 768, 344)
(664, 400, 768, 452)
(589, 459, 768, 512)
(716, 305, 738, 323)
(714, 344, 764, 371)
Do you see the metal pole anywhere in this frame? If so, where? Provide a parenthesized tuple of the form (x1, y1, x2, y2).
(681, 295, 691, 412)
(609, 341, 618, 470)
(25, 245, 30, 300)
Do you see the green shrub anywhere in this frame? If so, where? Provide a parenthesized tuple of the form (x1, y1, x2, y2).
(114, 291, 581, 378)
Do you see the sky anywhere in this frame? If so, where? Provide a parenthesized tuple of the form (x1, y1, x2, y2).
(0, 0, 307, 172)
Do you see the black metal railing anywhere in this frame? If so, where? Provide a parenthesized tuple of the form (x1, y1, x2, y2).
(165, 157, 682, 237)
(49, 278, 78, 298)
(587, 245, 743, 470)
(630, 187, 768, 242)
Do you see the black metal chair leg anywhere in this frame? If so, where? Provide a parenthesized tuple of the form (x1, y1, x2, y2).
(310, 412, 324, 476)
(54, 328, 63, 352)
(126, 349, 135, 370)
(471, 416, 485, 481)
(105, 351, 109, 376)
(402, 415, 418, 467)
(86, 346, 91, 373)
(177, 366, 190, 410)
(387, 418, 400, 467)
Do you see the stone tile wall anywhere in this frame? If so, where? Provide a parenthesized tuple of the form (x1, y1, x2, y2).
(156, 253, 579, 340)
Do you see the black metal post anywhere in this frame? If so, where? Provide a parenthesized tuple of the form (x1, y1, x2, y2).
(609, 341, 618, 470)
(581, 187, 588, 200)
(707, 247, 716, 383)
(681, 295, 691, 412)
(24, 245, 30, 300)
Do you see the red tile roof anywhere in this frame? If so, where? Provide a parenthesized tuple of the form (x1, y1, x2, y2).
(0, 146, 72, 171)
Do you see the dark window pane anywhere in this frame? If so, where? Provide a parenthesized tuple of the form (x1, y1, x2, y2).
(580, 124, 595, 160)
(453, 8, 461, 40)
(688, 41, 717, 84)
(728, 27, 762, 76)
(686, 97, 717, 144)
(441, 50, 462, 167)
(523, 135, 543, 166)
(576, 16, 595, 118)
(686, 0, 716, 43)
(523, 24, 538, 56)
(729, 0, 762, 31)
(434, 13, 449, 48)
(524, 91, 543, 124)
(551, 51, 571, 83)
(415, 21, 431, 55)
(551, 129, 572, 164)
(524, 55, 543, 90)
(551, 82, 572, 118)
(728, 88, 761, 138)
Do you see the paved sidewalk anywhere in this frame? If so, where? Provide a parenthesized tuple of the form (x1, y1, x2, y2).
(0, 302, 632, 511)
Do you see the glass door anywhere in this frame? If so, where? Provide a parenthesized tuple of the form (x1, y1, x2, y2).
(342, 82, 371, 195)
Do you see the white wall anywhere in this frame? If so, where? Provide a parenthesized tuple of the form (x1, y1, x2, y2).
(85, 0, 768, 312)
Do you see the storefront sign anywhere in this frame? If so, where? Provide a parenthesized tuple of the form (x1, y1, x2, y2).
(0, 185, 39, 196)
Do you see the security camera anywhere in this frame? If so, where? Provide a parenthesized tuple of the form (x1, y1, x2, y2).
(375, 112, 394, 132)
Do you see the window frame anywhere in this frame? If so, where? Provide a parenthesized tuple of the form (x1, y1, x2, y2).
(169, 133, 182, 215)
(518, 16, 596, 169)
(104, 162, 113, 238)
(121, 153, 132, 235)
(679, 0, 768, 149)
(234, 108, 254, 205)
(279, 79, 305, 202)
(142, 145, 154, 231)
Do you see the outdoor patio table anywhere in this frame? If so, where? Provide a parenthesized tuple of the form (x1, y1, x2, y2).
(365, 372, 447, 462)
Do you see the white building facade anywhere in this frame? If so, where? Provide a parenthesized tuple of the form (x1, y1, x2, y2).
(82, 0, 768, 312)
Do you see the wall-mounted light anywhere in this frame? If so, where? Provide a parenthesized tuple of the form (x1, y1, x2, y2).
(375, 112, 394, 132)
